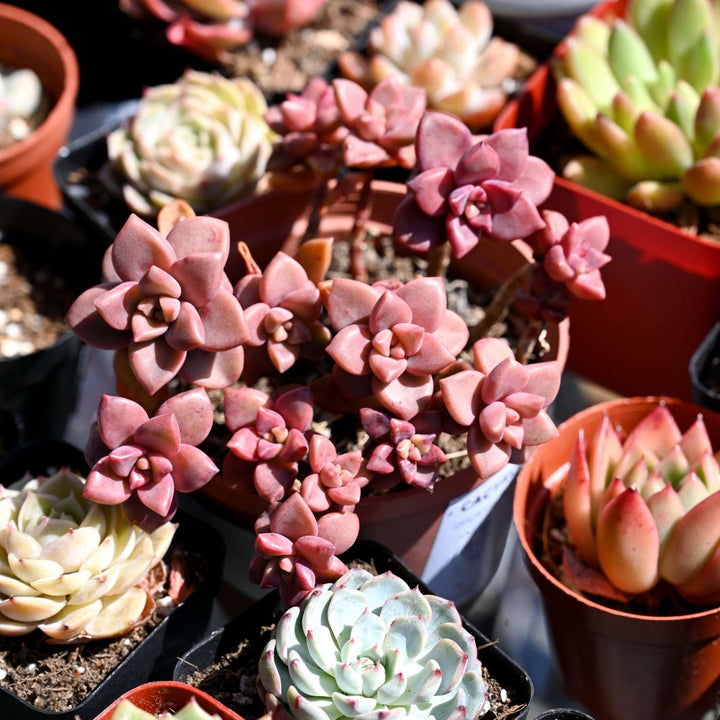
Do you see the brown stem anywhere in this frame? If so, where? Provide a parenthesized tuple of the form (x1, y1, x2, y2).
(349, 171, 374, 281)
(302, 178, 331, 243)
(469, 261, 535, 344)
(237, 241, 261, 275)
(427, 242, 452, 279)
(514, 317, 544, 365)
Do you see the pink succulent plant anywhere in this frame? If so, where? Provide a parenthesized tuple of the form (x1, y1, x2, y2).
(323, 276, 468, 420)
(223, 386, 314, 502)
(439, 337, 560, 478)
(84, 389, 217, 530)
(528, 210, 611, 301)
(333, 77, 426, 169)
(235, 251, 328, 375)
(393, 112, 554, 258)
(361, 408, 447, 490)
(514, 266, 573, 324)
(66, 214, 247, 396)
(264, 77, 348, 187)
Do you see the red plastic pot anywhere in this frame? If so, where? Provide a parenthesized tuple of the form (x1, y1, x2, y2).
(494, 0, 720, 401)
(514, 396, 720, 720)
(93, 682, 244, 720)
(0, 4, 78, 209)
(204, 180, 569, 602)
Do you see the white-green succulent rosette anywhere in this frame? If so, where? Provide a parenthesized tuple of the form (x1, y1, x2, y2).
(109, 697, 220, 719)
(107, 70, 274, 217)
(258, 568, 489, 720)
(0, 469, 176, 643)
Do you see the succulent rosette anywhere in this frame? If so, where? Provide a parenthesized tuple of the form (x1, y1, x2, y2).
(393, 112, 554, 258)
(258, 567, 488, 720)
(333, 77, 426, 169)
(563, 405, 720, 605)
(84, 389, 217, 530)
(107, 70, 273, 216)
(0, 469, 176, 642)
(440, 337, 561, 478)
(223, 386, 314, 502)
(66, 213, 248, 396)
(110, 697, 218, 720)
(323, 276, 468, 421)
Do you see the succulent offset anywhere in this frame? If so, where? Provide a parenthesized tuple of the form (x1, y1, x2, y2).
(0, 67, 45, 150)
(109, 697, 221, 719)
(107, 70, 273, 216)
(258, 567, 488, 720)
(563, 404, 720, 604)
(339, 0, 524, 129)
(554, 0, 720, 210)
(0, 469, 176, 642)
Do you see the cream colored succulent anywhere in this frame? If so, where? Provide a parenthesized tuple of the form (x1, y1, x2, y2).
(0, 469, 176, 643)
(109, 697, 220, 719)
(107, 70, 274, 217)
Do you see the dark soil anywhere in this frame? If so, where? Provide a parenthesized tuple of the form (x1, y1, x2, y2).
(0, 243, 75, 359)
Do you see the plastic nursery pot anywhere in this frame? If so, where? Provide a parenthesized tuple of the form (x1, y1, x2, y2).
(0, 440, 225, 720)
(513, 396, 720, 720)
(0, 3, 78, 209)
(199, 179, 570, 605)
(0, 195, 105, 442)
(93, 681, 245, 720)
(533, 710, 595, 720)
(689, 321, 720, 413)
(494, 0, 720, 402)
(173, 538, 533, 720)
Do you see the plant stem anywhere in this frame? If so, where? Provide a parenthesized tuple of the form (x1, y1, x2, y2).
(514, 318, 544, 365)
(302, 178, 331, 242)
(469, 261, 534, 344)
(349, 171, 374, 281)
(428, 242, 452, 279)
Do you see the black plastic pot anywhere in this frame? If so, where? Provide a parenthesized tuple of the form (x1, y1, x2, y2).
(689, 321, 720, 412)
(0, 440, 225, 720)
(0, 196, 105, 441)
(0, 407, 23, 460)
(174, 538, 533, 720)
(533, 710, 596, 720)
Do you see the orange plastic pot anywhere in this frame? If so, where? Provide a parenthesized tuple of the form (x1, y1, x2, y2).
(494, 0, 720, 401)
(204, 180, 569, 601)
(93, 681, 244, 720)
(0, 4, 78, 209)
(514, 396, 720, 720)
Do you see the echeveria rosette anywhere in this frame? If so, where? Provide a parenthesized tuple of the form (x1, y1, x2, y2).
(109, 697, 219, 720)
(223, 386, 314, 503)
(323, 276, 468, 421)
(235, 251, 328, 375)
(361, 408, 448, 490)
(66, 214, 248, 396)
(333, 77, 426, 169)
(258, 567, 488, 719)
(251, 493, 352, 607)
(265, 77, 348, 188)
(393, 112, 554, 258)
(84, 389, 217, 530)
(440, 337, 561, 478)
(563, 405, 720, 605)
(300, 435, 366, 512)
(528, 210, 611, 301)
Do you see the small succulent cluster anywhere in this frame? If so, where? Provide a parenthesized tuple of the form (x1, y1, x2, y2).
(107, 70, 273, 217)
(119, 0, 326, 62)
(0, 66, 46, 150)
(339, 0, 526, 130)
(562, 404, 720, 605)
(0, 469, 176, 642)
(110, 698, 220, 719)
(555, 0, 720, 211)
(258, 567, 489, 720)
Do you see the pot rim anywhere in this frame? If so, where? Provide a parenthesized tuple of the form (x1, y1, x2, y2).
(513, 394, 720, 623)
(0, 3, 79, 165)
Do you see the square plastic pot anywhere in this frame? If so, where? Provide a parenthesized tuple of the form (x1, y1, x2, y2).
(0, 440, 225, 720)
(494, 0, 720, 401)
(173, 538, 534, 720)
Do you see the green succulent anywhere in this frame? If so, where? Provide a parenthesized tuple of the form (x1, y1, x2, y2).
(109, 697, 219, 719)
(554, 0, 720, 211)
(258, 568, 488, 720)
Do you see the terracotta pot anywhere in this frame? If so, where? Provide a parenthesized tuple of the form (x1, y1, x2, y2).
(514, 396, 720, 720)
(203, 180, 570, 603)
(494, 0, 720, 402)
(0, 4, 78, 209)
(93, 681, 244, 720)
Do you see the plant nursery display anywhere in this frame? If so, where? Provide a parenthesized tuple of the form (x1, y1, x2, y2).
(514, 396, 720, 720)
